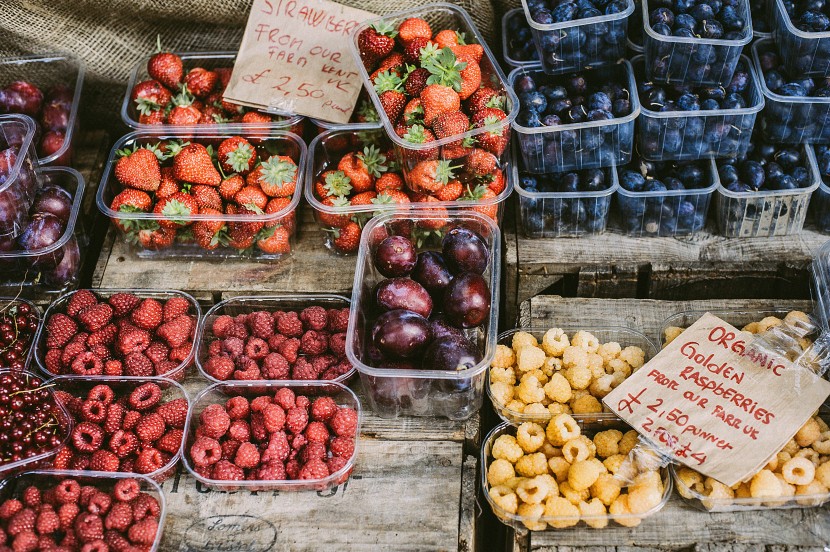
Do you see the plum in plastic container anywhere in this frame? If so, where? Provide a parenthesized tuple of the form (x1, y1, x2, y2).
(350, 4, 519, 187)
(714, 144, 820, 237)
(47, 375, 188, 482)
(182, 380, 361, 492)
(510, 62, 639, 173)
(0, 298, 40, 370)
(0, 53, 84, 165)
(616, 156, 719, 237)
(633, 56, 763, 162)
(512, 149, 618, 237)
(753, 39, 830, 144)
(487, 326, 657, 426)
(195, 294, 356, 384)
(503, 8, 542, 68)
(305, 126, 513, 254)
(771, 0, 830, 77)
(482, 421, 673, 530)
(642, 0, 752, 86)
(121, 51, 304, 134)
(520, 0, 633, 74)
(0, 114, 39, 237)
(346, 211, 500, 420)
(753, 0, 772, 37)
(0, 166, 86, 292)
(0, 470, 166, 550)
(97, 129, 305, 260)
(34, 288, 201, 382)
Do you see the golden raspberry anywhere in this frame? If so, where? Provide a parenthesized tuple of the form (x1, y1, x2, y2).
(544, 356, 563, 373)
(603, 454, 626, 474)
(511, 331, 538, 350)
(815, 461, 830, 488)
(571, 394, 602, 414)
(796, 417, 821, 447)
(618, 430, 639, 455)
(619, 346, 645, 369)
(591, 473, 622, 506)
(516, 422, 546, 453)
(735, 482, 752, 499)
(548, 456, 571, 482)
(546, 413, 580, 446)
(565, 365, 592, 390)
(579, 497, 608, 529)
(487, 458, 516, 486)
(517, 375, 545, 404)
(548, 403, 571, 415)
(589, 374, 615, 399)
(541, 328, 569, 357)
(489, 381, 514, 407)
(593, 429, 623, 459)
(523, 368, 549, 385)
(606, 358, 631, 377)
(516, 346, 546, 373)
(571, 330, 600, 353)
(562, 346, 589, 370)
(796, 480, 829, 506)
(543, 496, 579, 528)
(750, 469, 782, 499)
(597, 341, 621, 362)
(559, 481, 589, 504)
(562, 435, 595, 463)
(782, 457, 815, 486)
(492, 344, 515, 369)
(662, 326, 683, 346)
(757, 316, 783, 333)
(609, 495, 641, 527)
(517, 503, 546, 531)
(524, 403, 549, 416)
(626, 485, 663, 514)
(675, 468, 703, 499)
(490, 366, 516, 385)
(568, 459, 602, 491)
(492, 434, 523, 463)
(543, 373, 572, 404)
(813, 431, 830, 454)
(488, 485, 518, 515)
(516, 453, 548, 477)
(506, 399, 525, 413)
(516, 475, 552, 504)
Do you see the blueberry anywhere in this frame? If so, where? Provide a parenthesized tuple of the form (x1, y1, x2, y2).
(588, 92, 612, 112)
(676, 93, 701, 111)
(520, 175, 538, 191)
(621, 170, 646, 191)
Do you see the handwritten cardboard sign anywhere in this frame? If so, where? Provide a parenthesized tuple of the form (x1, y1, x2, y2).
(223, 0, 376, 124)
(604, 313, 830, 487)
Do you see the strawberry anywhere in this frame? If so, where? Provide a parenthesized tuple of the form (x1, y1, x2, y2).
(156, 167, 181, 199)
(192, 209, 226, 250)
(373, 71, 406, 123)
(248, 156, 297, 197)
(219, 174, 245, 201)
(465, 87, 506, 116)
(432, 110, 469, 140)
(137, 226, 176, 250)
(465, 148, 498, 176)
(139, 109, 165, 125)
(357, 21, 397, 70)
(217, 136, 256, 175)
(473, 108, 509, 156)
(216, 67, 233, 88)
(450, 43, 484, 64)
(338, 145, 386, 193)
(131, 80, 172, 115)
(167, 104, 202, 126)
(394, 120, 411, 139)
(408, 159, 458, 194)
(234, 186, 268, 210)
(316, 196, 351, 228)
(371, 189, 410, 205)
(265, 197, 294, 229)
(316, 170, 352, 199)
(191, 184, 222, 211)
(420, 84, 461, 127)
(109, 189, 152, 232)
(403, 37, 433, 65)
(184, 67, 218, 98)
(240, 111, 272, 124)
(460, 184, 498, 219)
(375, 172, 404, 193)
(434, 179, 463, 201)
(434, 29, 462, 48)
(173, 143, 221, 186)
(147, 47, 183, 90)
(401, 125, 438, 162)
(377, 52, 405, 74)
(458, 58, 482, 100)
(349, 191, 377, 206)
(257, 225, 291, 254)
(114, 147, 160, 192)
(332, 222, 361, 254)
(411, 194, 449, 229)
(397, 18, 431, 45)
(131, 298, 163, 330)
(200, 104, 229, 125)
(484, 169, 506, 195)
(153, 192, 198, 227)
(402, 98, 425, 125)
(404, 67, 430, 97)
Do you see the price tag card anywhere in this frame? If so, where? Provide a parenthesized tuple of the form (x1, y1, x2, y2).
(604, 313, 830, 487)
(223, 0, 376, 124)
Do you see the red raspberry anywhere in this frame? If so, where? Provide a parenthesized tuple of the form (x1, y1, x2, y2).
(77, 303, 113, 332)
(157, 316, 193, 348)
(109, 430, 138, 459)
(244, 337, 269, 360)
(155, 397, 188, 429)
(261, 352, 289, 379)
(46, 314, 78, 349)
(233, 365, 261, 380)
(296, 396, 310, 410)
(163, 296, 191, 321)
(61, 338, 87, 369)
(109, 480, 138, 504)
(310, 397, 338, 422)
(107, 292, 140, 317)
(300, 442, 328, 464)
(87, 385, 115, 404)
(89, 450, 119, 472)
(305, 421, 329, 444)
(327, 308, 350, 333)
(199, 404, 230, 439)
(220, 439, 241, 461)
(190, 436, 221, 466)
(250, 412, 267, 442)
(21, 487, 39, 509)
(274, 388, 295, 410)
(12, 529, 38, 551)
(262, 403, 285, 433)
(86, 492, 112, 515)
(123, 352, 153, 377)
(58, 503, 79, 532)
(72, 422, 104, 452)
(299, 306, 328, 331)
(67, 290, 98, 317)
(130, 298, 163, 331)
(267, 333, 287, 351)
(234, 442, 260, 469)
(250, 396, 271, 413)
(70, 453, 91, 470)
(227, 420, 251, 442)
(41, 488, 58, 507)
(80, 399, 107, 424)
(61, 528, 78, 548)
(276, 311, 303, 337)
(329, 436, 355, 458)
(103, 501, 132, 532)
(323, 359, 353, 379)
(285, 407, 308, 435)
(256, 461, 286, 480)
(291, 434, 307, 451)
(246, 311, 275, 339)
(157, 429, 183, 454)
(225, 323, 249, 340)
(212, 459, 244, 481)
(89, 344, 111, 362)
(54, 480, 80, 505)
(277, 338, 300, 363)
(329, 407, 358, 437)
(36, 506, 60, 535)
(122, 411, 141, 431)
(204, 355, 234, 380)
(298, 458, 330, 480)
(135, 413, 166, 442)
(291, 357, 318, 380)
(128, 383, 161, 411)
(224, 396, 250, 420)
(135, 448, 164, 474)
(285, 458, 301, 479)
(222, 337, 244, 358)
(104, 529, 131, 551)
(144, 341, 169, 365)
(311, 354, 337, 375)
(300, 330, 329, 355)
(208, 340, 223, 357)
(131, 493, 160, 520)
(327, 456, 349, 474)
(44, 348, 62, 374)
(103, 360, 122, 376)
(74, 513, 103, 543)
(329, 333, 347, 356)
(71, 352, 103, 376)
(169, 341, 192, 363)
(261, 431, 290, 463)
(116, 326, 150, 356)
(211, 315, 234, 339)
(234, 313, 248, 324)
(127, 517, 158, 545)
(87, 323, 117, 347)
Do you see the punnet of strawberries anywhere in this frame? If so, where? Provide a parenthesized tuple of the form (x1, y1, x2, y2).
(39, 290, 198, 380)
(186, 386, 358, 486)
(51, 379, 188, 480)
(356, 14, 513, 186)
(105, 134, 299, 256)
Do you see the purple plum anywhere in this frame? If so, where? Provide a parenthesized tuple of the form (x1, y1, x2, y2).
(371, 309, 432, 359)
(443, 273, 491, 328)
(442, 227, 489, 275)
(375, 277, 433, 318)
(412, 251, 452, 296)
(373, 235, 417, 277)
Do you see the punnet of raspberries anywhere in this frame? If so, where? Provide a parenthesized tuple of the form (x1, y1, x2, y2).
(51, 380, 187, 479)
(0, 476, 161, 550)
(356, 16, 512, 188)
(41, 290, 197, 380)
(200, 305, 353, 383)
(107, 134, 299, 255)
(187, 388, 358, 484)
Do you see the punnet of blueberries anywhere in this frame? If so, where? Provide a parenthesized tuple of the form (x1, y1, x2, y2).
(813, 145, 830, 232)
(617, 157, 715, 236)
(517, 168, 615, 237)
(644, 0, 751, 85)
(773, 0, 830, 77)
(635, 58, 759, 160)
(512, 65, 636, 172)
(782, 0, 830, 32)
(524, 0, 632, 73)
(505, 9, 540, 65)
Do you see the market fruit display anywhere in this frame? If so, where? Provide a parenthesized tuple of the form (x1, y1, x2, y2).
(485, 417, 667, 529)
(0, 80, 74, 163)
(39, 290, 197, 379)
(0, 301, 38, 371)
(51, 379, 187, 479)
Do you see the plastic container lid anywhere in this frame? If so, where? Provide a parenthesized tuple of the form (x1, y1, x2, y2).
(0, 114, 37, 195)
(521, 0, 634, 32)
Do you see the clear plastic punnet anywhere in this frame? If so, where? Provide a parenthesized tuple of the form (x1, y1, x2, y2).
(811, 175, 830, 231)
(503, 8, 541, 68)
(811, 239, 830, 332)
(520, 0, 633, 74)
(771, 0, 830, 77)
(642, 0, 752, 86)
(633, 56, 763, 162)
(0, 114, 39, 237)
(346, 210, 500, 420)
(509, 62, 639, 173)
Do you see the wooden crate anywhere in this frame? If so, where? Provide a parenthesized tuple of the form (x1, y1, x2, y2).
(503, 295, 829, 552)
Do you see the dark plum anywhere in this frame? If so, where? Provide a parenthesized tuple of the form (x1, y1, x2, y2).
(429, 315, 467, 342)
(412, 251, 452, 296)
(373, 235, 417, 277)
(32, 186, 72, 224)
(371, 310, 432, 359)
(443, 273, 491, 328)
(375, 278, 433, 318)
(441, 227, 489, 275)
(422, 336, 481, 372)
(42, 235, 80, 286)
(17, 213, 64, 252)
(0, 81, 44, 116)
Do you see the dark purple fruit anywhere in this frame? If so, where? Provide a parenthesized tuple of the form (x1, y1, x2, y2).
(423, 335, 481, 372)
(368, 374, 430, 410)
(443, 273, 491, 328)
(412, 251, 452, 295)
(429, 315, 467, 342)
(17, 213, 64, 252)
(373, 235, 417, 277)
(375, 278, 433, 318)
(0, 192, 25, 234)
(441, 228, 489, 275)
(33, 186, 72, 223)
(371, 309, 432, 359)
(42, 235, 80, 286)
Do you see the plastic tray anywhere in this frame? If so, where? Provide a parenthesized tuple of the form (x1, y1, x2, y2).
(195, 294, 355, 384)
(34, 288, 201, 381)
(350, 3, 519, 185)
(48, 375, 187, 482)
(0, 470, 166, 550)
(510, 62, 639, 173)
(0, 53, 84, 165)
(628, 0, 644, 53)
(753, 0, 772, 37)
(634, 55, 763, 161)
(520, 0, 633, 74)
(0, 369, 73, 478)
(512, 149, 619, 238)
(482, 421, 673, 530)
(0, 114, 39, 236)
(812, 241, 830, 330)
(181, 380, 361, 492)
(488, 326, 658, 426)
(616, 158, 719, 237)
(503, 8, 542, 68)
(97, 129, 305, 260)
(713, 145, 820, 237)
(346, 210, 500, 420)
(0, 297, 41, 370)
(642, 0, 753, 85)
(771, 0, 830, 76)
(753, 38, 830, 144)
(121, 51, 304, 133)
(812, 176, 830, 231)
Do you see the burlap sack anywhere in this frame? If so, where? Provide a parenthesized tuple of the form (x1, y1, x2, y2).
(0, 0, 496, 132)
